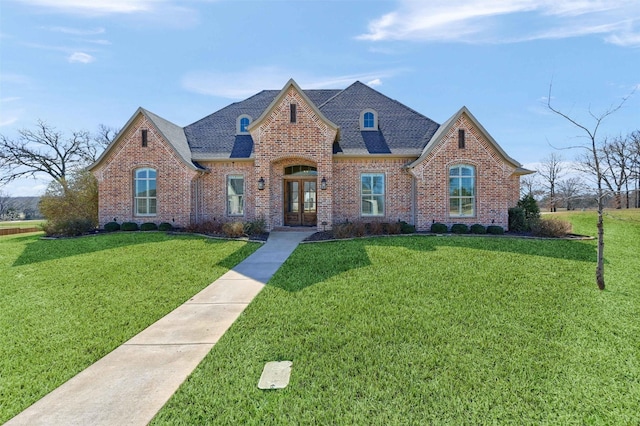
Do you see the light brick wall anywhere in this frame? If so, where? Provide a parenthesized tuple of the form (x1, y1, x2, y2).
(332, 157, 414, 224)
(250, 87, 337, 230)
(410, 114, 520, 230)
(95, 105, 522, 232)
(92, 114, 198, 227)
(194, 161, 255, 223)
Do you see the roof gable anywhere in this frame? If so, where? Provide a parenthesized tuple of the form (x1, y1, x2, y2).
(407, 106, 524, 170)
(247, 79, 339, 135)
(89, 108, 200, 171)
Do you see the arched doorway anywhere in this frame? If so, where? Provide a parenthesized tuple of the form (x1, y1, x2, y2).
(283, 165, 317, 226)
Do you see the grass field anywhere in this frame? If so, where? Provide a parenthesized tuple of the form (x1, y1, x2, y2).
(0, 220, 44, 229)
(152, 210, 640, 425)
(0, 233, 259, 423)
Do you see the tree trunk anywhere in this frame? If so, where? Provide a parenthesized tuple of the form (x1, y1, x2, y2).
(596, 178, 606, 290)
(596, 210, 605, 290)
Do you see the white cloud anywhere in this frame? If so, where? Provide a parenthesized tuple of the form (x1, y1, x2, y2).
(17, 0, 157, 15)
(358, 0, 640, 46)
(68, 52, 95, 63)
(45, 26, 106, 35)
(181, 67, 398, 99)
(606, 31, 640, 47)
(366, 79, 383, 87)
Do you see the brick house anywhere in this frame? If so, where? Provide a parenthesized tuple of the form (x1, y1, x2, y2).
(90, 79, 532, 231)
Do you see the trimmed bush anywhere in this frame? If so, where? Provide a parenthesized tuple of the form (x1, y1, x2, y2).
(399, 221, 416, 234)
(121, 222, 139, 232)
(42, 218, 95, 237)
(222, 221, 245, 238)
(487, 225, 504, 235)
(332, 221, 366, 239)
(244, 217, 266, 235)
(158, 222, 173, 231)
(470, 224, 486, 234)
(530, 218, 572, 238)
(140, 222, 158, 231)
(368, 221, 384, 235)
(104, 221, 121, 232)
(186, 220, 223, 234)
(430, 222, 448, 233)
(509, 207, 527, 232)
(451, 223, 469, 234)
(386, 222, 402, 235)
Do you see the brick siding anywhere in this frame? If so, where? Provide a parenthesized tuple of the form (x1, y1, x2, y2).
(410, 114, 520, 230)
(93, 98, 522, 232)
(92, 113, 198, 227)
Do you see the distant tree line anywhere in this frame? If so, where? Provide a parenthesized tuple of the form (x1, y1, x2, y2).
(522, 130, 640, 211)
(0, 194, 43, 220)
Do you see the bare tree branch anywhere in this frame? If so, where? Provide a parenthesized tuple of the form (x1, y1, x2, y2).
(0, 120, 109, 189)
(547, 82, 635, 290)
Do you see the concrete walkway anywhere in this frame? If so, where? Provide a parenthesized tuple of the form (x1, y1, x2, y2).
(7, 231, 313, 426)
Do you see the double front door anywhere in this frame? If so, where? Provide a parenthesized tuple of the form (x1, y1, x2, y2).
(284, 179, 317, 226)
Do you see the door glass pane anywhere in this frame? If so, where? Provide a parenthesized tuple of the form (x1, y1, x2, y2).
(304, 181, 316, 212)
(288, 181, 299, 213)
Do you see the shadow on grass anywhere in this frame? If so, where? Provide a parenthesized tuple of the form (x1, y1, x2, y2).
(11, 232, 257, 267)
(270, 235, 597, 292)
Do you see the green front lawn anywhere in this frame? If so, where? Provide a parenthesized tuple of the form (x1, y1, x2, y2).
(0, 233, 259, 423)
(153, 210, 640, 425)
(0, 220, 44, 229)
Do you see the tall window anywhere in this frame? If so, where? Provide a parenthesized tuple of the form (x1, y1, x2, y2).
(134, 168, 156, 216)
(227, 175, 244, 215)
(449, 165, 475, 217)
(237, 115, 251, 134)
(240, 117, 250, 133)
(290, 103, 297, 123)
(363, 112, 374, 128)
(361, 173, 385, 216)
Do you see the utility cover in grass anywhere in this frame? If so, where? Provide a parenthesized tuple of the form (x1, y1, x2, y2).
(258, 361, 292, 389)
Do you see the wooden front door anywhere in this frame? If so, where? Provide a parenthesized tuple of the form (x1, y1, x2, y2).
(284, 179, 317, 226)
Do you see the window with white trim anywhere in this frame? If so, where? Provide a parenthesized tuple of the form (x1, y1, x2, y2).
(360, 109, 378, 130)
(227, 175, 244, 215)
(236, 115, 251, 134)
(361, 173, 385, 216)
(449, 165, 475, 217)
(134, 168, 157, 216)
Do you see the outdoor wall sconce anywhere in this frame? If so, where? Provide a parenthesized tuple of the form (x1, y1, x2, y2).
(258, 177, 265, 190)
(320, 177, 327, 190)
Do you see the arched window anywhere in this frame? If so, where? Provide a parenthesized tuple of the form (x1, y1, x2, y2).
(134, 168, 157, 216)
(449, 165, 475, 217)
(360, 109, 377, 130)
(237, 115, 252, 134)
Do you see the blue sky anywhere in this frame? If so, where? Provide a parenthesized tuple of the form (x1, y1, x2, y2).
(1, 0, 639, 196)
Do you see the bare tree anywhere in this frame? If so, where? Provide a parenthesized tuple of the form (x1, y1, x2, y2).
(628, 130, 640, 208)
(601, 135, 633, 208)
(557, 177, 585, 211)
(547, 83, 634, 290)
(0, 120, 112, 192)
(537, 153, 564, 212)
(520, 174, 544, 199)
(0, 190, 11, 219)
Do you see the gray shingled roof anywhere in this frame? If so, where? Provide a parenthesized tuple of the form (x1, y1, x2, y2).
(184, 81, 440, 159)
(141, 108, 200, 168)
(319, 81, 440, 156)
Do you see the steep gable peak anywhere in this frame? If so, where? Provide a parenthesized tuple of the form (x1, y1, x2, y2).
(247, 78, 338, 133)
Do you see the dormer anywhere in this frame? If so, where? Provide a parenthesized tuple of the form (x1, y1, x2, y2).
(236, 114, 252, 134)
(360, 109, 378, 131)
